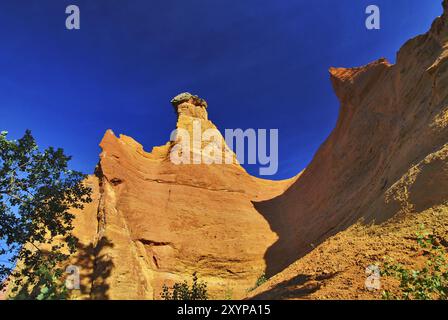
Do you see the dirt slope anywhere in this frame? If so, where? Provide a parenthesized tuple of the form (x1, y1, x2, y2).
(248, 204, 448, 299)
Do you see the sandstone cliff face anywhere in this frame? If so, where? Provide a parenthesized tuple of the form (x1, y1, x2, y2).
(253, 1, 448, 277)
(247, 0, 448, 299)
(68, 1, 448, 300)
(70, 94, 294, 299)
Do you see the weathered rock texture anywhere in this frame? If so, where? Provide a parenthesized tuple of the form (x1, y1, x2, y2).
(10, 2, 447, 301)
(69, 93, 295, 299)
(248, 0, 448, 299)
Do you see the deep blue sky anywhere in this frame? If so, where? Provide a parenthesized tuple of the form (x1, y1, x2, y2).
(0, 0, 442, 179)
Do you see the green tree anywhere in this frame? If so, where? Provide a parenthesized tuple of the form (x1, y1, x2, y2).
(161, 272, 208, 300)
(0, 130, 92, 299)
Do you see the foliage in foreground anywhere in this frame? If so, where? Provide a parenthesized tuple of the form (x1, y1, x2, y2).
(0, 130, 92, 299)
(161, 272, 208, 300)
(381, 226, 448, 300)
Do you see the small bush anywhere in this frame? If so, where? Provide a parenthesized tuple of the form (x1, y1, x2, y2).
(248, 273, 268, 292)
(255, 274, 268, 287)
(381, 226, 448, 300)
(161, 272, 208, 300)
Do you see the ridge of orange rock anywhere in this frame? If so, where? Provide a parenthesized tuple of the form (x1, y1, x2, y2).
(40, 1, 448, 300)
(70, 93, 297, 300)
(247, 0, 448, 299)
(253, 0, 448, 277)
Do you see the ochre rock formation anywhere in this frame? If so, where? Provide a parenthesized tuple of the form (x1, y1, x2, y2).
(248, 0, 448, 299)
(252, 0, 448, 277)
(8, 1, 447, 301)
(69, 93, 295, 299)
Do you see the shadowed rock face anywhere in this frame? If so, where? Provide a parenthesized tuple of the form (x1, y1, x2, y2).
(59, 1, 448, 300)
(254, 0, 448, 277)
